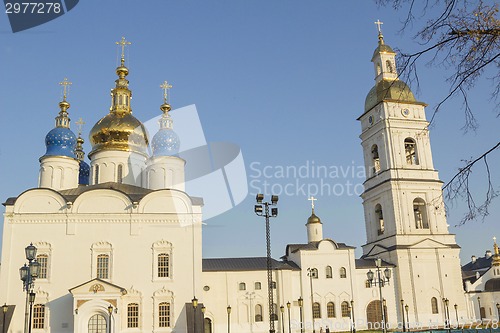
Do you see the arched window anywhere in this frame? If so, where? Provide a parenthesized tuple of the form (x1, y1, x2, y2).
(340, 267, 347, 279)
(94, 165, 99, 184)
(431, 297, 439, 314)
(375, 204, 384, 235)
(33, 304, 46, 329)
(158, 253, 169, 278)
(377, 63, 382, 75)
(36, 254, 48, 279)
(204, 318, 213, 333)
(341, 301, 350, 317)
(313, 302, 321, 319)
(117, 164, 123, 184)
(255, 304, 263, 322)
(96, 254, 109, 279)
(159, 302, 171, 327)
(255, 282, 261, 290)
(272, 303, 279, 321)
(309, 268, 318, 279)
(386, 60, 394, 73)
(127, 303, 139, 328)
(325, 266, 333, 279)
(404, 138, 419, 165)
(366, 301, 383, 327)
(413, 198, 429, 229)
(372, 145, 381, 173)
(327, 302, 336, 318)
(88, 314, 106, 333)
(239, 282, 246, 291)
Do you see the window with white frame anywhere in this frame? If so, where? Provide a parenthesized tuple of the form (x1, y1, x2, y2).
(33, 304, 46, 329)
(152, 240, 173, 281)
(91, 242, 113, 280)
(158, 302, 170, 328)
(37, 254, 49, 279)
(127, 303, 139, 328)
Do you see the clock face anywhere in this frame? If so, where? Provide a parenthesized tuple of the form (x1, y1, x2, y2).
(402, 108, 410, 117)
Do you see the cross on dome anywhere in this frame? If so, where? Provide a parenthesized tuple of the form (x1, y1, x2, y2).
(160, 80, 173, 104)
(116, 36, 131, 66)
(75, 118, 85, 137)
(308, 196, 317, 210)
(59, 78, 72, 101)
(374, 19, 383, 34)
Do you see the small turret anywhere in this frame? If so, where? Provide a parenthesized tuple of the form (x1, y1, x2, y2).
(306, 196, 323, 243)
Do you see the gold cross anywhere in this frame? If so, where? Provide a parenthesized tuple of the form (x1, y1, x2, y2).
(59, 78, 72, 101)
(116, 36, 131, 65)
(160, 80, 173, 104)
(308, 196, 317, 210)
(75, 118, 85, 136)
(374, 19, 383, 34)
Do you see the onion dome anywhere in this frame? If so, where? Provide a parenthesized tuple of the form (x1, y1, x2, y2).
(42, 88, 77, 159)
(75, 133, 90, 185)
(492, 237, 500, 267)
(151, 81, 180, 156)
(365, 80, 416, 112)
(371, 30, 395, 61)
(307, 209, 322, 225)
(88, 38, 148, 158)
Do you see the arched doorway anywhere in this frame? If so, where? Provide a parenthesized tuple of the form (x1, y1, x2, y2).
(88, 314, 107, 333)
(366, 301, 384, 329)
(204, 318, 212, 333)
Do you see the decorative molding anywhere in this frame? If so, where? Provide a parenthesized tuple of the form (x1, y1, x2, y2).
(90, 284, 105, 293)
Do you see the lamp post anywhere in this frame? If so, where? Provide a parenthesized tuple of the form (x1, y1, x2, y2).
(19, 243, 40, 333)
(307, 268, 316, 333)
(442, 298, 450, 333)
(2, 304, 8, 333)
(496, 303, 500, 321)
(192, 297, 198, 333)
(28, 292, 35, 333)
(400, 300, 406, 332)
(107, 305, 113, 333)
(347, 304, 352, 333)
(350, 300, 356, 333)
(201, 306, 206, 333)
(366, 258, 391, 333)
(280, 306, 285, 333)
(298, 297, 304, 333)
(255, 193, 279, 333)
(227, 305, 231, 333)
(454, 304, 458, 325)
(405, 305, 410, 332)
(286, 302, 291, 333)
(478, 296, 482, 324)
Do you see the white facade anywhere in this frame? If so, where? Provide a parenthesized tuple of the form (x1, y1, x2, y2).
(0, 33, 483, 333)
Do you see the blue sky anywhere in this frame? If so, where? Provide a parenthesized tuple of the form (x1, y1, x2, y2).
(0, 1, 498, 264)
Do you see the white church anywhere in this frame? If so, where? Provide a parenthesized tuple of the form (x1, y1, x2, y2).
(0, 30, 495, 333)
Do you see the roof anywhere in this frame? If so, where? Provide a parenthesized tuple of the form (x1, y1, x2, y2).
(285, 239, 355, 255)
(462, 255, 493, 283)
(4, 182, 203, 206)
(364, 79, 421, 113)
(355, 258, 395, 269)
(202, 257, 300, 272)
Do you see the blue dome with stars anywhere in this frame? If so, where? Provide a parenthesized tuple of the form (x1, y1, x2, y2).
(78, 160, 90, 185)
(44, 127, 77, 158)
(152, 129, 180, 156)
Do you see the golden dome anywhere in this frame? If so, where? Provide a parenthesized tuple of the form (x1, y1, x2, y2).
(88, 112, 148, 157)
(307, 211, 322, 225)
(365, 79, 418, 112)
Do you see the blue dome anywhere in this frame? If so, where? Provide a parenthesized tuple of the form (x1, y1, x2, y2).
(151, 128, 180, 156)
(44, 127, 77, 158)
(79, 160, 90, 185)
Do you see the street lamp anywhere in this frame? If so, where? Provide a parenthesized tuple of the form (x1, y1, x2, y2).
(286, 302, 291, 333)
(201, 305, 206, 333)
(2, 304, 8, 333)
(366, 258, 391, 333)
(351, 300, 356, 333)
(298, 297, 304, 333)
(401, 300, 406, 332)
(442, 298, 450, 333)
(107, 305, 113, 333)
(477, 297, 482, 324)
(347, 304, 352, 333)
(496, 303, 500, 321)
(405, 305, 410, 332)
(307, 268, 316, 333)
(227, 305, 231, 333)
(280, 305, 285, 333)
(255, 193, 279, 333)
(454, 304, 458, 325)
(19, 243, 40, 333)
(192, 297, 198, 333)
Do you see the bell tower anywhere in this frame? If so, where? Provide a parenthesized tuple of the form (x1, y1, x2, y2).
(358, 23, 467, 325)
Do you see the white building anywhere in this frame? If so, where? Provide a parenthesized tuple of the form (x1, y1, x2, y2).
(0, 31, 479, 333)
